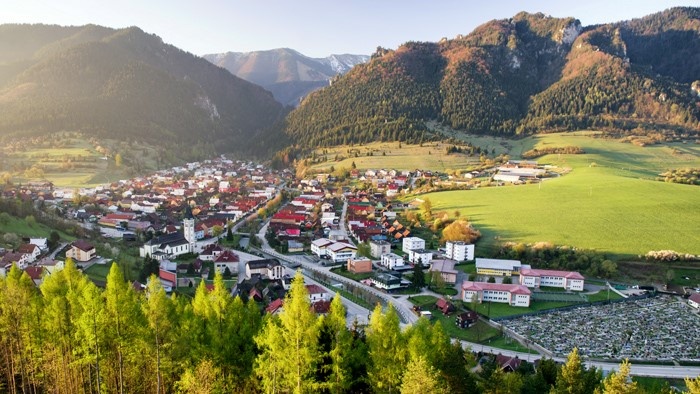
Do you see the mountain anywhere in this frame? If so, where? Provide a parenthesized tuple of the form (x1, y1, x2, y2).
(204, 48, 368, 106)
(0, 24, 287, 159)
(284, 8, 700, 148)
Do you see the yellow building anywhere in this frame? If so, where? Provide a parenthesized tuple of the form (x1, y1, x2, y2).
(475, 258, 524, 276)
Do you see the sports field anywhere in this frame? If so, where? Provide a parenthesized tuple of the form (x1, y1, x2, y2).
(423, 133, 700, 257)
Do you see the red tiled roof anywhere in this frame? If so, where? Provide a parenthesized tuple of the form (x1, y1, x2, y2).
(24, 266, 45, 280)
(461, 281, 531, 295)
(305, 284, 327, 295)
(520, 268, 584, 280)
(266, 298, 283, 314)
(72, 240, 94, 252)
(311, 300, 332, 314)
(689, 293, 700, 304)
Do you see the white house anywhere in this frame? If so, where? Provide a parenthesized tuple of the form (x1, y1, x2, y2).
(246, 259, 285, 280)
(445, 241, 474, 261)
(29, 238, 49, 252)
(380, 253, 405, 270)
(407, 249, 433, 267)
(402, 237, 425, 254)
(213, 250, 239, 274)
(461, 281, 531, 307)
(519, 268, 585, 291)
(370, 273, 402, 291)
(327, 242, 357, 263)
(306, 284, 332, 303)
(687, 293, 700, 309)
(311, 238, 334, 257)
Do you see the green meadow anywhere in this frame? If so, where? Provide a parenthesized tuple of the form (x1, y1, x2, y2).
(422, 133, 700, 257)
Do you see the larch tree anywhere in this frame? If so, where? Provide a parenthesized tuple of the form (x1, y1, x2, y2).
(367, 303, 406, 393)
(554, 348, 601, 394)
(596, 359, 637, 394)
(143, 276, 174, 394)
(400, 356, 446, 394)
(255, 271, 319, 394)
(685, 376, 700, 394)
(321, 293, 352, 394)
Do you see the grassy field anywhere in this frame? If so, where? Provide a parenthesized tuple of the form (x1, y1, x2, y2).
(0, 215, 74, 243)
(3, 133, 161, 188)
(309, 141, 481, 172)
(422, 133, 700, 257)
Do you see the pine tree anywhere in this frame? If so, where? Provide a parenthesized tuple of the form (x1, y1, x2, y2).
(412, 260, 425, 289)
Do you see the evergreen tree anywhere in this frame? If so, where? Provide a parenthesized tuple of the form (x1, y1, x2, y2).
(412, 259, 425, 289)
(143, 276, 174, 394)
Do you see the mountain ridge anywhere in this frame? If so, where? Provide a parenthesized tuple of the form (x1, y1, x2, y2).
(0, 24, 288, 159)
(203, 48, 368, 106)
(284, 8, 700, 148)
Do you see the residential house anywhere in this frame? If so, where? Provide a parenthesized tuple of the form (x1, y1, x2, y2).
(446, 241, 475, 262)
(370, 240, 392, 259)
(370, 273, 402, 291)
(213, 250, 239, 274)
(306, 284, 332, 303)
(461, 281, 531, 307)
(311, 238, 334, 257)
(36, 258, 64, 275)
(402, 237, 425, 254)
(66, 240, 96, 262)
(347, 257, 372, 274)
(24, 266, 46, 286)
(380, 253, 405, 270)
(429, 259, 458, 285)
(29, 238, 49, 252)
(435, 298, 456, 315)
(407, 249, 433, 266)
(327, 242, 357, 263)
(17, 244, 41, 263)
(456, 311, 479, 328)
(495, 355, 523, 373)
(519, 268, 585, 291)
(246, 259, 285, 280)
(688, 293, 700, 309)
(266, 298, 284, 315)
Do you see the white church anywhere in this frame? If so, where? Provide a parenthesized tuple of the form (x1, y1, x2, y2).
(139, 206, 218, 260)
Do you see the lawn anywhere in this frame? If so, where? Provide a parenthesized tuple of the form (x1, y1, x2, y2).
(84, 263, 113, 282)
(585, 289, 624, 302)
(423, 133, 700, 258)
(466, 300, 582, 319)
(0, 214, 74, 241)
(330, 267, 374, 281)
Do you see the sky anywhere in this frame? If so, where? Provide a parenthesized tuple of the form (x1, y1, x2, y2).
(1, 0, 697, 58)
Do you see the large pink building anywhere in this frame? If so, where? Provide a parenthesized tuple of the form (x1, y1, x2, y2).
(461, 281, 531, 307)
(519, 268, 585, 291)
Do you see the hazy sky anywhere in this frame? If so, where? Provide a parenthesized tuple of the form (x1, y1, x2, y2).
(2, 0, 696, 57)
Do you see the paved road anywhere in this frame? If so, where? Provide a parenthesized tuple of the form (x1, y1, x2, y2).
(256, 245, 418, 325)
(48, 242, 69, 259)
(457, 339, 700, 378)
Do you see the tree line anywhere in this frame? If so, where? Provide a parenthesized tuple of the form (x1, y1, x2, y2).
(2, 262, 699, 393)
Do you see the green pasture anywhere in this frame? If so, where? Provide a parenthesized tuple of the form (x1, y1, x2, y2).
(0, 214, 74, 241)
(422, 133, 700, 257)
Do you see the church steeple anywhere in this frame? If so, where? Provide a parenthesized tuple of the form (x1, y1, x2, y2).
(183, 204, 195, 245)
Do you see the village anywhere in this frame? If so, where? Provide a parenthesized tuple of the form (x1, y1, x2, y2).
(1, 156, 699, 371)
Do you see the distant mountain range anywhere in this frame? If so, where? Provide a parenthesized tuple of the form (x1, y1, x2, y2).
(204, 49, 368, 106)
(285, 7, 700, 147)
(0, 24, 286, 158)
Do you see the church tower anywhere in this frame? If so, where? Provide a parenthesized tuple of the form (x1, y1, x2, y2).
(183, 205, 196, 250)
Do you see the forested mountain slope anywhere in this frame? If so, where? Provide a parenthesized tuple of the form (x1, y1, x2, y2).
(285, 8, 700, 147)
(0, 24, 287, 159)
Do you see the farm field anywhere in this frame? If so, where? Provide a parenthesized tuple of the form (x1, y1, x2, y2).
(422, 133, 700, 257)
